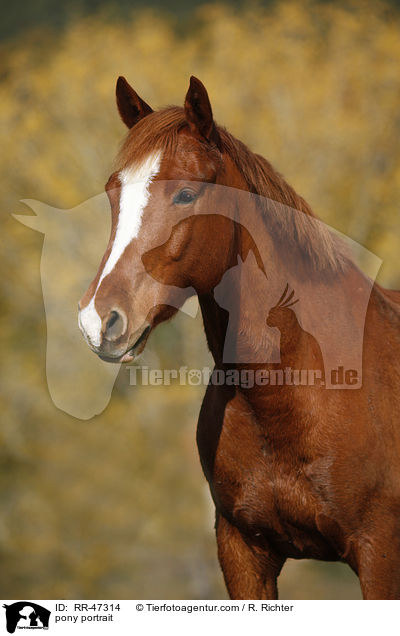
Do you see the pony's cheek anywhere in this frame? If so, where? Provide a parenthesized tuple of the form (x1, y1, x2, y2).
(141, 219, 192, 270)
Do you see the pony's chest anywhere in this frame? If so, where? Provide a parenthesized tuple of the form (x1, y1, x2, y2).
(213, 440, 335, 559)
(203, 396, 335, 558)
(213, 434, 313, 528)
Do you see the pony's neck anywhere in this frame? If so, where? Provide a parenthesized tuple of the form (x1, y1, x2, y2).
(200, 155, 373, 400)
(198, 199, 286, 368)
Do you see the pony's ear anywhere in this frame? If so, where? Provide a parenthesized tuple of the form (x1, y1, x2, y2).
(184, 76, 220, 147)
(116, 76, 153, 129)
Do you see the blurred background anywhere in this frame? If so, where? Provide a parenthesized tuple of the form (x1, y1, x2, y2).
(1, 0, 400, 599)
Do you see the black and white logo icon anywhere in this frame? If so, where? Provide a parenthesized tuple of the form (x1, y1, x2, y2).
(2, 602, 51, 633)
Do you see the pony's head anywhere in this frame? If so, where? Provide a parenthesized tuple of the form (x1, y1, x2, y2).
(78, 76, 243, 362)
(78, 76, 342, 364)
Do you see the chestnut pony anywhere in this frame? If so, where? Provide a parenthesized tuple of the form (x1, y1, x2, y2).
(79, 76, 400, 599)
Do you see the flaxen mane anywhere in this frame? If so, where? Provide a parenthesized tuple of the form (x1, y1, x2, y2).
(116, 106, 347, 274)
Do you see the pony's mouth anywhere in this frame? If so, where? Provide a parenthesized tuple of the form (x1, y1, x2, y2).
(98, 324, 152, 364)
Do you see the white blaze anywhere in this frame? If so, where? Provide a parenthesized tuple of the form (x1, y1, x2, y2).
(100, 151, 162, 286)
(78, 151, 162, 348)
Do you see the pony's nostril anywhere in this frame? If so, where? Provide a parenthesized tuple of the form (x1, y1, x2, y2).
(103, 309, 127, 342)
(107, 311, 119, 329)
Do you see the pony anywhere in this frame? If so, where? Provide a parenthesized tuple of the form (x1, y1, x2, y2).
(78, 75, 400, 599)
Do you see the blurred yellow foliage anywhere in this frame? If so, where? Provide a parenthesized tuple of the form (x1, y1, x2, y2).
(0, 1, 398, 599)
(2, 1, 400, 282)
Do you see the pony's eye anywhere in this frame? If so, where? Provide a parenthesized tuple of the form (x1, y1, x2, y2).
(173, 189, 197, 205)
